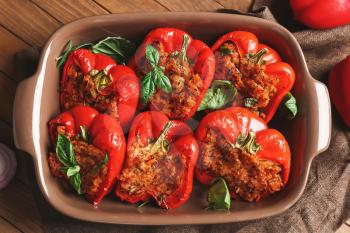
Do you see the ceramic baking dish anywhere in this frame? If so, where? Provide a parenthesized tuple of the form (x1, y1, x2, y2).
(13, 12, 331, 225)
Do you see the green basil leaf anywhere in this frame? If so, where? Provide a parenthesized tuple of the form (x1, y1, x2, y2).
(220, 46, 233, 55)
(66, 165, 81, 177)
(145, 45, 159, 68)
(69, 173, 83, 195)
(198, 80, 237, 111)
(154, 69, 172, 93)
(244, 97, 258, 108)
(207, 177, 231, 210)
(92, 153, 109, 173)
(91, 37, 135, 64)
(56, 134, 76, 167)
(278, 92, 298, 120)
(141, 72, 156, 104)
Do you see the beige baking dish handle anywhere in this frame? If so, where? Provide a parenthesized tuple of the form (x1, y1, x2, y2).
(13, 76, 36, 156)
(311, 78, 332, 156)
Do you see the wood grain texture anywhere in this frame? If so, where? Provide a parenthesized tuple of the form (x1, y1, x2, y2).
(0, 217, 21, 233)
(0, 27, 28, 79)
(0, 179, 43, 233)
(336, 224, 350, 233)
(216, 0, 253, 12)
(95, 0, 168, 13)
(0, 0, 61, 47)
(32, 0, 108, 24)
(0, 73, 16, 124)
(156, 0, 223, 11)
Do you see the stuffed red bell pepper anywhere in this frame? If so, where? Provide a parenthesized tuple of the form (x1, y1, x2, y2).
(47, 105, 126, 205)
(116, 111, 199, 209)
(329, 55, 350, 127)
(196, 107, 291, 202)
(61, 48, 140, 130)
(129, 28, 215, 121)
(290, 0, 350, 29)
(210, 31, 296, 122)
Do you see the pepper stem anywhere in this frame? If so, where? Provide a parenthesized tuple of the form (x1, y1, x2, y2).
(150, 122, 173, 155)
(180, 34, 190, 62)
(248, 48, 268, 65)
(234, 131, 260, 154)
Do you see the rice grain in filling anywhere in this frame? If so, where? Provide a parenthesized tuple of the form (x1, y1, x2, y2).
(119, 138, 184, 202)
(214, 42, 279, 118)
(199, 128, 284, 202)
(140, 42, 203, 119)
(62, 64, 119, 120)
(48, 130, 109, 197)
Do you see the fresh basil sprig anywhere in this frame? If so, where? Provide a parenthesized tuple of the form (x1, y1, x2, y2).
(207, 177, 231, 210)
(140, 45, 172, 104)
(278, 92, 298, 120)
(56, 37, 135, 72)
(91, 37, 135, 65)
(198, 80, 237, 111)
(56, 134, 83, 195)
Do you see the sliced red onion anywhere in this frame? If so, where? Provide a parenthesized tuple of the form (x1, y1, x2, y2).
(0, 143, 17, 189)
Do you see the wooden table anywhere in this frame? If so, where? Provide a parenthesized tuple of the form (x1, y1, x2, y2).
(0, 1, 349, 232)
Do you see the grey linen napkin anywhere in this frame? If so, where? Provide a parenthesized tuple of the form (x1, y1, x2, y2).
(22, 0, 350, 232)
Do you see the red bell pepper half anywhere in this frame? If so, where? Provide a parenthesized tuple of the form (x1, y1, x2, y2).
(48, 105, 126, 205)
(129, 28, 215, 121)
(116, 111, 199, 209)
(329, 55, 350, 127)
(196, 107, 291, 202)
(61, 48, 140, 130)
(290, 0, 350, 29)
(211, 31, 296, 122)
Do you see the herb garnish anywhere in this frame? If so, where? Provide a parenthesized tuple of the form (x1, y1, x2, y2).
(278, 92, 298, 120)
(198, 80, 237, 111)
(244, 97, 258, 108)
(140, 45, 172, 104)
(207, 177, 231, 210)
(56, 37, 135, 72)
(56, 134, 83, 194)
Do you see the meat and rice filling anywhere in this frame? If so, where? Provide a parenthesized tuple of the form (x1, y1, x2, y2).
(214, 42, 279, 118)
(62, 64, 119, 119)
(48, 127, 108, 197)
(139, 42, 203, 119)
(118, 137, 184, 205)
(199, 128, 284, 202)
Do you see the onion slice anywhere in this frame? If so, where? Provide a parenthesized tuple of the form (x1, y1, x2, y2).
(0, 143, 17, 189)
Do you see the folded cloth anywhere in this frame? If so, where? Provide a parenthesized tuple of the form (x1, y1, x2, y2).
(23, 0, 350, 232)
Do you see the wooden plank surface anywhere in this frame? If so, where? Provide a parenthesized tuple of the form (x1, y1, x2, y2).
(0, 0, 349, 232)
(157, 0, 223, 11)
(95, 0, 168, 13)
(0, 27, 28, 79)
(32, 0, 109, 24)
(0, 217, 21, 233)
(0, 0, 61, 47)
(0, 179, 43, 233)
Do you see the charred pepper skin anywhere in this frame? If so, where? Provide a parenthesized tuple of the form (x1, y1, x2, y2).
(116, 111, 199, 209)
(195, 107, 291, 192)
(48, 105, 126, 205)
(329, 55, 350, 127)
(61, 48, 140, 130)
(290, 0, 350, 29)
(129, 28, 215, 121)
(211, 31, 296, 122)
